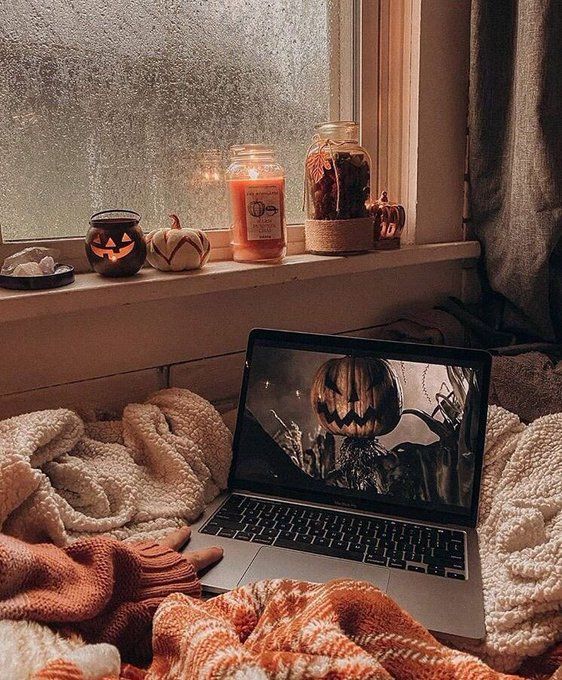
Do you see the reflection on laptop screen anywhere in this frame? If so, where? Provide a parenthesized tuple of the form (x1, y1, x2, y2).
(234, 341, 484, 518)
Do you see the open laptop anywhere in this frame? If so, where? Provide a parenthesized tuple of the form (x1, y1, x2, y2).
(187, 329, 491, 638)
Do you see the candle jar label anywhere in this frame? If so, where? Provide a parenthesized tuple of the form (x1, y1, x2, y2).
(244, 185, 283, 240)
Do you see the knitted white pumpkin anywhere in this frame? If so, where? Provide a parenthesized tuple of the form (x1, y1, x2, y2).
(146, 214, 211, 272)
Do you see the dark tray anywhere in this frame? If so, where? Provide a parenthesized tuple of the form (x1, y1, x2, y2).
(0, 265, 75, 290)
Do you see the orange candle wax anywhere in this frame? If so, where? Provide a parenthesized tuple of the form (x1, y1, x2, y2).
(228, 176, 287, 262)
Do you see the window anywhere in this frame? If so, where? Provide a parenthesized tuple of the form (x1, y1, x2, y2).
(0, 0, 357, 241)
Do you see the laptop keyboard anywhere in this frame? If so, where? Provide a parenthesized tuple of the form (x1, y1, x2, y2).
(200, 494, 466, 579)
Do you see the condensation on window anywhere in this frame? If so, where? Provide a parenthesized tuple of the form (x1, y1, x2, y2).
(0, 0, 337, 240)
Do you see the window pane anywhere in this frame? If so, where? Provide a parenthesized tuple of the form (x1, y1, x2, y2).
(0, 0, 349, 240)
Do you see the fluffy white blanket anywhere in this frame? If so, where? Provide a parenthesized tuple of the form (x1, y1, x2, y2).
(0, 388, 232, 545)
(466, 405, 562, 672)
(0, 620, 120, 680)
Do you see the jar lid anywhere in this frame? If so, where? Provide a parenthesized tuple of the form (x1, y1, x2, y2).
(230, 144, 275, 158)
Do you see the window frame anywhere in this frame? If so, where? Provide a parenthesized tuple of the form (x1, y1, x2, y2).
(0, 0, 471, 272)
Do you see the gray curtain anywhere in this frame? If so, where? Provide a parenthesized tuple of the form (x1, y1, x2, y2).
(469, 0, 562, 341)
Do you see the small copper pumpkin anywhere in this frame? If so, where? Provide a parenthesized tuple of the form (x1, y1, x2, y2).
(372, 191, 406, 250)
(310, 356, 403, 438)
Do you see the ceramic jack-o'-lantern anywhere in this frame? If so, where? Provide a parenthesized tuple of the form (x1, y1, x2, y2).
(86, 210, 147, 277)
(372, 191, 406, 250)
(310, 356, 403, 438)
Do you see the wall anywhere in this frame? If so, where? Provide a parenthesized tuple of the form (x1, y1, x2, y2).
(0, 259, 469, 420)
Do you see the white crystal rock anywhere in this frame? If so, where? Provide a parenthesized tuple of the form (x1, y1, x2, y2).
(1, 246, 60, 275)
(39, 256, 56, 274)
(12, 262, 44, 277)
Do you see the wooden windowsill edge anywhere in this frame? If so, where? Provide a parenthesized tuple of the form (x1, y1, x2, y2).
(0, 241, 480, 322)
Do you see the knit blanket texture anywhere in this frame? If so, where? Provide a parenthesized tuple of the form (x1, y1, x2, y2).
(29, 579, 526, 680)
(146, 577, 556, 680)
(0, 388, 232, 545)
(141, 402, 561, 678)
(461, 406, 562, 671)
(0, 398, 560, 678)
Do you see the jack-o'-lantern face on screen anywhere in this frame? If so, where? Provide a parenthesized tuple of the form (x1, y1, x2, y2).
(90, 231, 135, 261)
(310, 356, 403, 438)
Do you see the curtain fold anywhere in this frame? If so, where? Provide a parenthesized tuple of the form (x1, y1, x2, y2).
(469, 0, 562, 341)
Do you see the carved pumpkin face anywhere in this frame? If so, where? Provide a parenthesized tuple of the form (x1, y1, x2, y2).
(90, 232, 135, 261)
(311, 356, 403, 438)
(86, 222, 147, 277)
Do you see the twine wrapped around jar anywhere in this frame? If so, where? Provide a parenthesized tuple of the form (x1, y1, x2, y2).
(305, 217, 373, 255)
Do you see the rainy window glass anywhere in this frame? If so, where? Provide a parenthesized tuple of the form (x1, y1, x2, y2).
(0, 0, 350, 240)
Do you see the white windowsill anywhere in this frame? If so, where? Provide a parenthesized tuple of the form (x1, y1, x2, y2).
(0, 241, 480, 322)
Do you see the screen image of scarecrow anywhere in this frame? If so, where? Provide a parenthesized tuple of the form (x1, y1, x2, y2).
(237, 346, 482, 512)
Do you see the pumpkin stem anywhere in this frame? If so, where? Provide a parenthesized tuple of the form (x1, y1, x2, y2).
(169, 213, 182, 230)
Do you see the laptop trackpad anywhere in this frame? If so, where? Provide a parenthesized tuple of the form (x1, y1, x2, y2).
(238, 546, 390, 591)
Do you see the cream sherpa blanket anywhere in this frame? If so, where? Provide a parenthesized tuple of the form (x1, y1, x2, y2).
(0, 388, 232, 545)
(463, 405, 562, 672)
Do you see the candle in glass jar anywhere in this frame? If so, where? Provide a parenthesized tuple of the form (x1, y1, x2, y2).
(226, 145, 287, 263)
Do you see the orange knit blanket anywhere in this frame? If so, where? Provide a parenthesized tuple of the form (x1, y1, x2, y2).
(38, 579, 525, 679)
(145, 579, 523, 679)
(0, 528, 551, 680)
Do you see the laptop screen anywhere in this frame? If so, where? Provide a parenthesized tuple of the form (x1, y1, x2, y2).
(231, 333, 490, 526)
